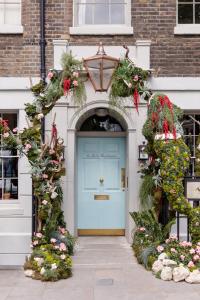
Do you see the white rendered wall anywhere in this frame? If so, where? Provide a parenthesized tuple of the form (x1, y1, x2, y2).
(0, 39, 200, 265)
(0, 81, 37, 266)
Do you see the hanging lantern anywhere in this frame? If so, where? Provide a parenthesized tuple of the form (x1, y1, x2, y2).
(83, 42, 119, 92)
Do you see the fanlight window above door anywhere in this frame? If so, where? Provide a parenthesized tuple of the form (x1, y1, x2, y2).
(79, 114, 124, 132)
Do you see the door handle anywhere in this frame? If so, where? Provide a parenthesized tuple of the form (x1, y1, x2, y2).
(99, 177, 104, 184)
(121, 168, 126, 191)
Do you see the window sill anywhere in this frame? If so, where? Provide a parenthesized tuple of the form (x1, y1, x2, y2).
(69, 25, 134, 35)
(0, 24, 23, 34)
(174, 24, 200, 35)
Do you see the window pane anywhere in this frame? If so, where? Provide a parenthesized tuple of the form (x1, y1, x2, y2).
(178, 4, 193, 24)
(2, 113, 17, 131)
(0, 179, 3, 199)
(0, 158, 2, 177)
(4, 0, 21, 25)
(195, 4, 200, 23)
(85, 4, 93, 24)
(80, 115, 124, 131)
(94, 2, 109, 24)
(77, 0, 126, 25)
(3, 179, 18, 200)
(111, 3, 125, 24)
(3, 158, 18, 178)
(0, 112, 18, 201)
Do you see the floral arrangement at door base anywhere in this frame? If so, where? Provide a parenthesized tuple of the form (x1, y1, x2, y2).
(133, 221, 200, 284)
(131, 92, 200, 284)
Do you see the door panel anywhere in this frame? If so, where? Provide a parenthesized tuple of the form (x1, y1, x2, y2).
(77, 137, 125, 232)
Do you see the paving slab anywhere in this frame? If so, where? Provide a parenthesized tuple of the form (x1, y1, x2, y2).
(1, 236, 200, 300)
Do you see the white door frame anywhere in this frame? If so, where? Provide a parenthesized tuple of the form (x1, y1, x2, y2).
(65, 101, 139, 242)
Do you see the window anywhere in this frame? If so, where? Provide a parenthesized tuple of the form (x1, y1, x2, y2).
(0, 113, 18, 201)
(0, 0, 23, 33)
(76, 0, 125, 25)
(178, 0, 200, 24)
(182, 114, 200, 177)
(80, 114, 124, 131)
(70, 0, 133, 35)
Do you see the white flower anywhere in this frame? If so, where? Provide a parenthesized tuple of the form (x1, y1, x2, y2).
(34, 257, 44, 266)
(40, 267, 45, 275)
(50, 238, 57, 243)
(42, 200, 48, 205)
(36, 113, 44, 120)
(51, 263, 57, 270)
(51, 191, 58, 199)
(60, 254, 66, 260)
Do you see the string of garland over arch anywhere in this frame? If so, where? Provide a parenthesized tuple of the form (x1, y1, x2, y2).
(0, 48, 199, 282)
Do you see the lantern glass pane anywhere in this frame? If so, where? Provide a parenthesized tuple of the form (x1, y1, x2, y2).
(103, 68, 114, 90)
(89, 69, 101, 90)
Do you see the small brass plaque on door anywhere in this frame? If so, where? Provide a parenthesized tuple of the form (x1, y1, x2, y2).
(94, 195, 110, 200)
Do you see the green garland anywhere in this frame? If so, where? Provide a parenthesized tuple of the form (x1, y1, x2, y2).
(109, 58, 151, 111)
(0, 52, 88, 281)
(142, 93, 200, 242)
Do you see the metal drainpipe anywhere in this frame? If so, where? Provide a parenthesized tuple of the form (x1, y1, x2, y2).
(32, 0, 46, 238)
(40, 0, 46, 142)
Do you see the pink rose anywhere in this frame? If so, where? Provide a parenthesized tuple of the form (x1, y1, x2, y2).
(35, 232, 43, 238)
(165, 239, 170, 244)
(169, 234, 178, 241)
(156, 245, 164, 253)
(3, 132, 9, 138)
(188, 261, 195, 268)
(50, 238, 57, 244)
(42, 174, 48, 179)
(180, 255, 185, 261)
(47, 71, 54, 79)
(59, 227, 66, 234)
(59, 242, 67, 252)
(128, 83, 132, 88)
(133, 75, 139, 81)
(193, 254, 199, 261)
(73, 71, 79, 78)
(73, 80, 78, 87)
(138, 227, 145, 232)
(33, 240, 39, 246)
(13, 127, 18, 133)
(25, 143, 32, 151)
(60, 254, 66, 260)
(170, 248, 177, 253)
(189, 248, 196, 254)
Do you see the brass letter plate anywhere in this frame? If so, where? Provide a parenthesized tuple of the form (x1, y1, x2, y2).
(94, 195, 110, 200)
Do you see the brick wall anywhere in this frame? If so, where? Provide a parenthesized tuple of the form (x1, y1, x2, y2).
(0, 0, 200, 77)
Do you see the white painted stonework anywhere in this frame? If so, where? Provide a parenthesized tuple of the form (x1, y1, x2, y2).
(0, 40, 200, 265)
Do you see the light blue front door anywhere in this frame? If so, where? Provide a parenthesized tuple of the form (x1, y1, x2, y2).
(77, 137, 126, 231)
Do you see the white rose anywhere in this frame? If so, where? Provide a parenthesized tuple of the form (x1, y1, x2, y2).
(36, 113, 44, 120)
(40, 267, 45, 275)
(51, 191, 58, 199)
(51, 263, 57, 270)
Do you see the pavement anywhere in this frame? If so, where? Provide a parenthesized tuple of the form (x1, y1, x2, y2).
(0, 236, 200, 300)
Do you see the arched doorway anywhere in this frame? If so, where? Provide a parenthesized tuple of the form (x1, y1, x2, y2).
(65, 101, 138, 242)
(76, 108, 126, 236)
